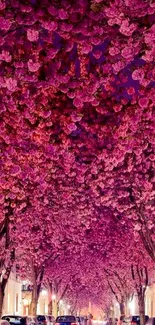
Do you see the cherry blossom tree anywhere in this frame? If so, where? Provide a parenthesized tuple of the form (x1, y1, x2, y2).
(0, 0, 154, 321)
(15, 209, 60, 315)
(102, 237, 154, 325)
(131, 264, 148, 325)
(0, 198, 16, 316)
(45, 256, 80, 315)
(104, 267, 132, 316)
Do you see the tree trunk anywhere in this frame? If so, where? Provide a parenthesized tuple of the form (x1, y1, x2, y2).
(29, 284, 38, 316)
(120, 301, 125, 316)
(0, 284, 4, 318)
(57, 302, 59, 317)
(112, 308, 115, 325)
(48, 281, 53, 315)
(125, 300, 129, 317)
(48, 300, 53, 315)
(29, 263, 44, 316)
(138, 294, 145, 325)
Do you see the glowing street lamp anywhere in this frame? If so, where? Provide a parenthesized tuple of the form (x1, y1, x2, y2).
(23, 298, 29, 306)
(52, 294, 56, 300)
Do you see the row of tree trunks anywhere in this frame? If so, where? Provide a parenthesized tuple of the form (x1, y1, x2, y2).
(119, 296, 145, 325)
(0, 198, 15, 317)
(0, 284, 4, 318)
(0, 279, 148, 321)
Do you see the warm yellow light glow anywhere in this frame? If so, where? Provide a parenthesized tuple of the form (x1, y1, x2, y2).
(52, 294, 56, 300)
(128, 299, 135, 314)
(23, 298, 29, 306)
(45, 304, 48, 314)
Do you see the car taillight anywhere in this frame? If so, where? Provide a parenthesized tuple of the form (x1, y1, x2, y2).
(43, 321, 47, 325)
(131, 322, 137, 325)
(71, 323, 77, 325)
(55, 323, 60, 325)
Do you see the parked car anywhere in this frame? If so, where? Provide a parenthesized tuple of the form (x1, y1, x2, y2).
(123, 316, 149, 325)
(76, 318, 86, 325)
(146, 318, 155, 325)
(37, 316, 55, 325)
(2, 316, 38, 325)
(55, 316, 77, 325)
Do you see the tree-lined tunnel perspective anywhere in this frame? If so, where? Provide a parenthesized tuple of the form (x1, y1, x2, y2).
(0, 0, 154, 324)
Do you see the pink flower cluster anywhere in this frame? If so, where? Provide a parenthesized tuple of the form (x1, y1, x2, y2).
(0, 0, 154, 307)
